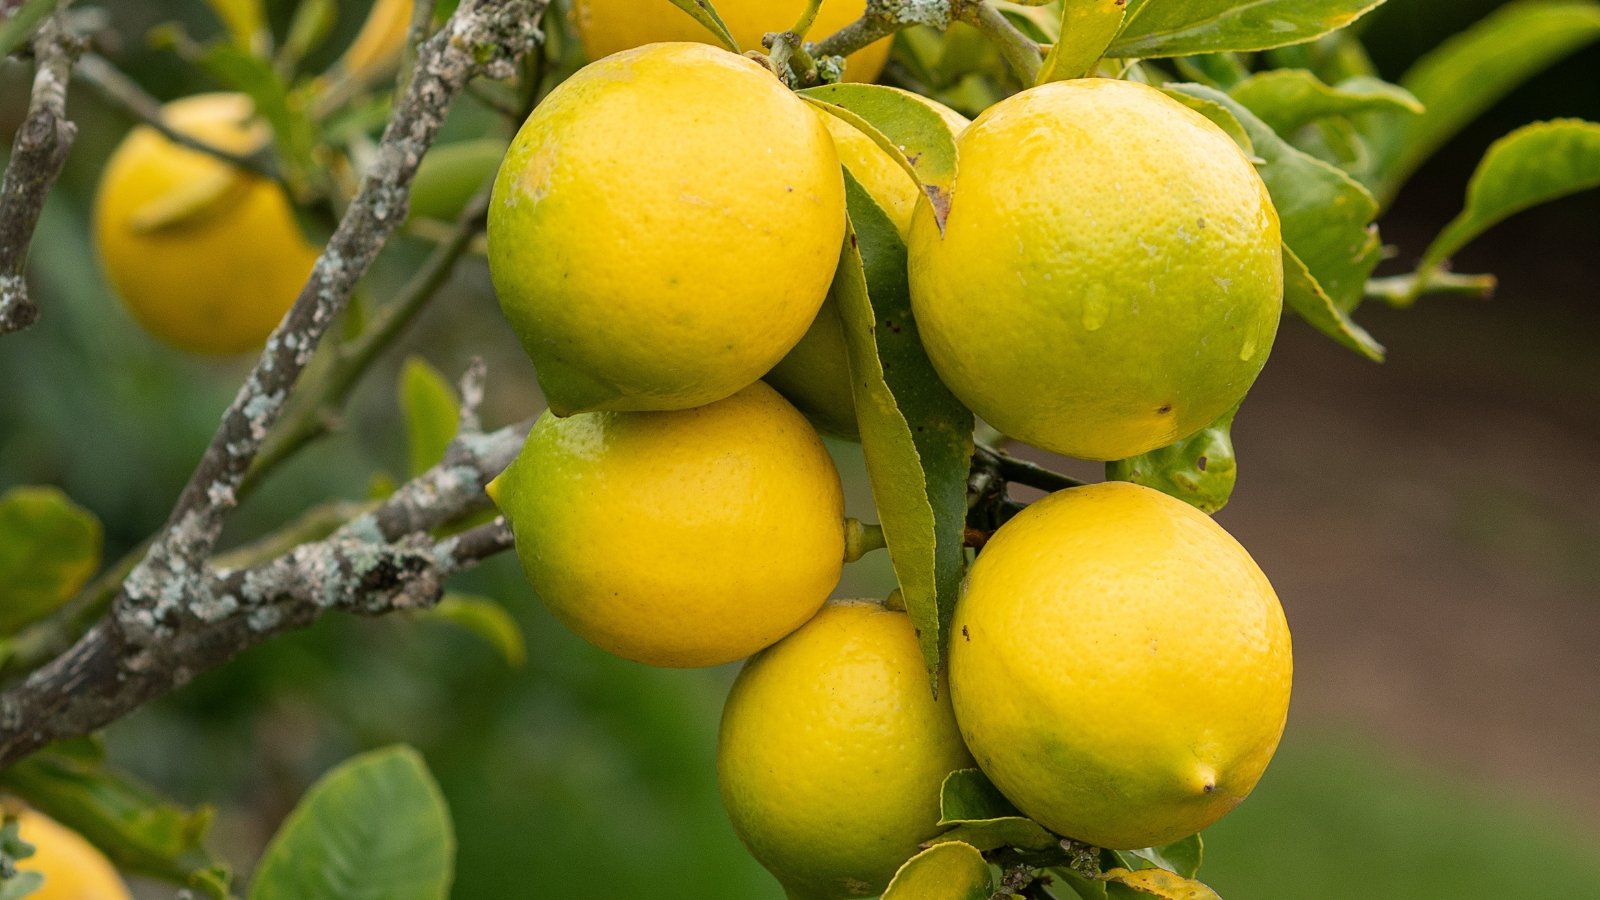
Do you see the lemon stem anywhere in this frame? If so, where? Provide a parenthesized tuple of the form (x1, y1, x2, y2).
(843, 518, 888, 563)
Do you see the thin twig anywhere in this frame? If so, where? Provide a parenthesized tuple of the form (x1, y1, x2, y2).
(0, 9, 80, 335)
(73, 54, 284, 184)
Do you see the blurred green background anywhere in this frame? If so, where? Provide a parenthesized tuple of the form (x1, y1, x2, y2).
(1, 0, 1598, 897)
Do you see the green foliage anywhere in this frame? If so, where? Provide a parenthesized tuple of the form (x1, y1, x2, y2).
(881, 841, 993, 899)
(665, 0, 741, 53)
(1100, 866, 1221, 899)
(423, 593, 528, 668)
(0, 819, 42, 900)
(1110, 0, 1385, 58)
(799, 83, 962, 226)
(1107, 406, 1239, 514)
(933, 769, 1058, 852)
(249, 746, 453, 900)
(399, 356, 460, 476)
(833, 172, 973, 682)
(409, 138, 507, 221)
(1037, 0, 1125, 83)
(0, 739, 229, 895)
(0, 487, 102, 636)
(1227, 70, 1421, 136)
(1119, 836, 1205, 881)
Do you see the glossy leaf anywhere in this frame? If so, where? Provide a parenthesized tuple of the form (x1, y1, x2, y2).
(0, 738, 228, 894)
(939, 768, 1022, 824)
(1366, 0, 1600, 205)
(1100, 867, 1221, 899)
(1283, 245, 1384, 361)
(1114, 835, 1204, 880)
(1411, 120, 1600, 300)
(800, 84, 962, 230)
(932, 818, 1060, 853)
(409, 138, 506, 222)
(399, 357, 460, 477)
(249, 746, 453, 900)
(666, 0, 740, 52)
(1109, 0, 1383, 58)
(1166, 83, 1382, 315)
(425, 594, 526, 668)
(1228, 70, 1420, 136)
(0, 487, 102, 636)
(1037, 0, 1125, 83)
(881, 842, 993, 900)
(833, 172, 974, 681)
(1107, 405, 1239, 514)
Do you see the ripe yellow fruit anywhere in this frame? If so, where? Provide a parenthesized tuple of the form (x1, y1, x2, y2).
(571, 0, 891, 82)
(765, 93, 969, 440)
(488, 43, 846, 415)
(14, 809, 132, 900)
(719, 600, 974, 899)
(334, 0, 413, 86)
(489, 382, 845, 668)
(93, 93, 318, 355)
(908, 79, 1283, 461)
(948, 481, 1292, 850)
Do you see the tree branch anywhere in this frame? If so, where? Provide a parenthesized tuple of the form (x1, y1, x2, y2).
(0, 418, 531, 765)
(808, 0, 951, 72)
(0, 9, 80, 336)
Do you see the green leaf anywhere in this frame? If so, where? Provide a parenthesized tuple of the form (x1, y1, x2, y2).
(409, 138, 506, 222)
(0, 738, 227, 894)
(278, 0, 339, 71)
(0, 0, 59, 59)
(665, 0, 740, 53)
(800, 83, 962, 230)
(1165, 83, 1383, 315)
(1037, 0, 1125, 83)
(0, 487, 102, 635)
(399, 356, 460, 477)
(1283, 244, 1384, 361)
(1054, 867, 1111, 900)
(1122, 835, 1204, 880)
(249, 746, 453, 900)
(1157, 88, 1253, 155)
(938, 768, 1022, 824)
(423, 594, 526, 668)
(881, 842, 993, 900)
(0, 873, 43, 900)
(1366, 0, 1600, 206)
(203, 0, 270, 56)
(1410, 120, 1600, 301)
(833, 172, 974, 682)
(1100, 867, 1221, 899)
(196, 43, 319, 192)
(1107, 405, 1240, 514)
(1228, 71, 1420, 136)
(1109, 0, 1383, 58)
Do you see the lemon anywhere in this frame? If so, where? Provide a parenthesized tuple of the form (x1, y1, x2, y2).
(948, 481, 1292, 850)
(572, 0, 891, 82)
(719, 600, 974, 899)
(765, 93, 969, 440)
(908, 78, 1283, 461)
(488, 43, 846, 415)
(14, 808, 132, 900)
(93, 93, 318, 355)
(489, 382, 845, 667)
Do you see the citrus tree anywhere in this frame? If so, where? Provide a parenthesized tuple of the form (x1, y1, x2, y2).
(0, 0, 1597, 896)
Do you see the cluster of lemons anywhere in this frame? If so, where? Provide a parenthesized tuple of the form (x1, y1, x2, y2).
(86, 0, 1294, 896)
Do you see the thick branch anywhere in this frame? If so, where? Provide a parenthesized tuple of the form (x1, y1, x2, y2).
(118, 0, 545, 642)
(0, 419, 530, 765)
(0, 10, 80, 335)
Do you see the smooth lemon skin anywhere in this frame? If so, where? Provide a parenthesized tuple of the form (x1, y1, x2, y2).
(908, 78, 1283, 462)
(93, 93, 318, 355)
(572, 0, 891, 82)
(719, 600, 975, 899)
(488, 43, 846, 415)
(491, 383, 845, 668)
(948, 482, 1292, 850)
(16, 809, 133, 900)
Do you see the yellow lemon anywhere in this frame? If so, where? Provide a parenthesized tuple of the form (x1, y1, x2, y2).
(908, 79, 1283, 461)
(719, 600, 974, 899)
(14, 808, 132, 900)
(489, 382, 845, 667)
(572, 0, 891, 82)
(93, 93, 318, 355)
(948, 481, 1292, 850)
(765, 92, 968, 440)
(488, 43, 846, 415)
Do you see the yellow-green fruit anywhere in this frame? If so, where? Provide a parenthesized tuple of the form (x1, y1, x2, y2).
(908, 79, 1283, 461)
(16, 808, 132, 900)
(93, 93, 318, 355)
(820, 90, 970, 239)
(488, 43, 846, 415)
(719, 600, 975, 899)
(490, 383, 845, 667)
(572, 0, 891, 82)
(948, 481, 1292, 850)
